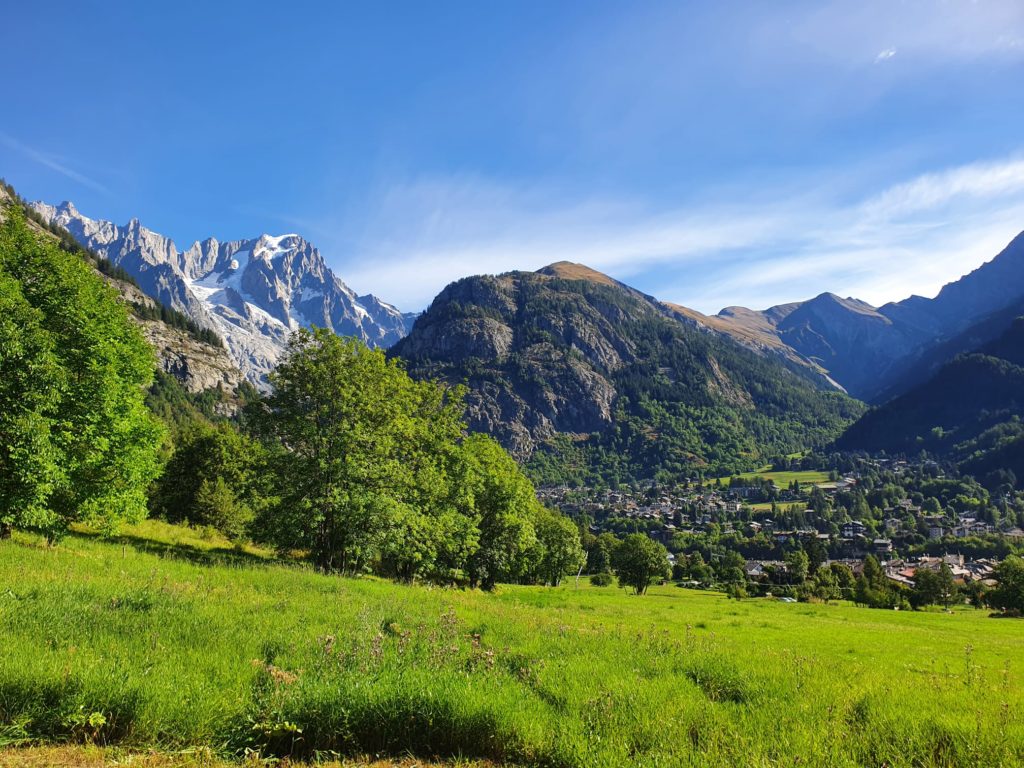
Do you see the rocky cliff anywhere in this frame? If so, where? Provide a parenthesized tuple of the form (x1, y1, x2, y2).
(31, 201, 410, 385)
(393, 262, 863, 481)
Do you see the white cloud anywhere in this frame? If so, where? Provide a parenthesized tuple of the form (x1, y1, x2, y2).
(861, 157, 1024, 219)
(875, 48, 897, 62)
(333, 153, 1024, 314)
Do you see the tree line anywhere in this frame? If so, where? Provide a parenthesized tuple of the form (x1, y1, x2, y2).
(0, 209, 585, 587)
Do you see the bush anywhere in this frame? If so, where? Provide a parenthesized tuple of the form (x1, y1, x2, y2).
(726, 583, 748, 600)
(589, 572, 614, 587)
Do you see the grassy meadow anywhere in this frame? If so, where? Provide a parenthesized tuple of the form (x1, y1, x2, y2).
(1, 525, 1022, 767)
(734, 469, 832, 486)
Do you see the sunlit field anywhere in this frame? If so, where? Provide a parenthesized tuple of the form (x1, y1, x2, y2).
(1, 526, 1022, 767)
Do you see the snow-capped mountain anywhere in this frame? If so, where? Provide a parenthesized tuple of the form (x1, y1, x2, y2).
(31, 201, 411, 385)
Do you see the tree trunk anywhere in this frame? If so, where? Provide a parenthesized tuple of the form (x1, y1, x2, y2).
(0, 523, 11, 540)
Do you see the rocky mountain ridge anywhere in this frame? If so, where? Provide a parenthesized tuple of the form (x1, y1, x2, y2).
(31, 201, 410, 385)
(1, 184, 241, 396)
(837, 317, 1024, 484)
(394, 262, 862, 482)
(686, 230, 1024, 401)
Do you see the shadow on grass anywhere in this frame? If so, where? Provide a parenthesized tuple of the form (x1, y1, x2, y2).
(68, 528, 294, 571)
(233, 690, 568, 767)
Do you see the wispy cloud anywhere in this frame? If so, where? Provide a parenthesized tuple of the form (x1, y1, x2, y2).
(861, 158, 1024, 218)
(0, 133, 109, 194)
(334, 153, 1024, 314)
(781, 0, 1024, 66)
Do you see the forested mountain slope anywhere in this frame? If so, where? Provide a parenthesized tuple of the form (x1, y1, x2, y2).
(838, 317, 1024, 486)
(1, 181, 243, 397)
(393, 263, 864, 484)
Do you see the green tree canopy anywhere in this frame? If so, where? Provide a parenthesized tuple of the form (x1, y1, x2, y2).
(784, 549, 810, 585)
(533, 506, 586, 586)
(613, 533, 671, 595)
(253, 328, 468, 574)
(990, 555, 1024, 615)
(461, 433, 540, 590)
(150, 423, 268, 540)
(0, 210, 163, 541)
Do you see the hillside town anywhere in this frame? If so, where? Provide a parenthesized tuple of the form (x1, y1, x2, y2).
(539, 456, 1024, 595)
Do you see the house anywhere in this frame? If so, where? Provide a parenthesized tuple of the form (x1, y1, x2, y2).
(883, 517, 903, 533)
(744, 562, 769, 580)
(873, 538, 893, 556)
(841, 520, 867, 538)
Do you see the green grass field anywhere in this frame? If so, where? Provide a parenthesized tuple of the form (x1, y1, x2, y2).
(1, 526, 1022, 767)
(725, 469, 832, 486)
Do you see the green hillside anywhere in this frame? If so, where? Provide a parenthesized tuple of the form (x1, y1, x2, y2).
(2, 525, 1021, 767)
(395, 268, 864, 486)
(838, 317, 1024, 488)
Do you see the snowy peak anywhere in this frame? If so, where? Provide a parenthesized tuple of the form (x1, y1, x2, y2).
(30, 200, 412, 386)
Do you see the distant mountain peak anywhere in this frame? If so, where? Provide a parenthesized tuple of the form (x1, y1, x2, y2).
(30, 200, 412, 386)
(537, 261, 620, 287)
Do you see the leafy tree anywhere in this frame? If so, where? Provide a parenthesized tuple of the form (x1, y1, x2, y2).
(586, 533, 617, 574)
(990, 555, 1024, 615)
(803, 537, 827, 575)
(613, 534, 670, 595)
(715, 549, 747, 585)
(0, 271, 62, 538)
(935, 563, 958, 608)
(252, 329, 466, 574)
(910, 568, 943, 609)
(150, 423, 267, 540)
(784, 549, 810, 585)
(910, 564, 958, 610)
(461, 434, 539, 589)
(533, 507, 586, 586)
(962, 579, 991, 609)
(811, 567, 840, 601)
(194, 476, 251, 541)
(687, 552, 714, 584)
(829, 562, 856, 596)
(0, 210, 163, 541)
(862, 555, 886, 590)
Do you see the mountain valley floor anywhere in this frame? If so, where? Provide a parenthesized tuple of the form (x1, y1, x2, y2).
(1, 523, 1022, 767)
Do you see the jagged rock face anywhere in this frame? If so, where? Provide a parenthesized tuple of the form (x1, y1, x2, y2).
(31, 201, 411, 386)
(394, 272, 646, 457)
(393, 266, 855, 463)
(92, 269, 242, 394)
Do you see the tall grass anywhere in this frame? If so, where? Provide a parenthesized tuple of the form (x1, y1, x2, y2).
(1, 527, 1022, 766)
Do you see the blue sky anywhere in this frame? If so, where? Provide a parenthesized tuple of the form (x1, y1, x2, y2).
(4, 1, 1024, 313)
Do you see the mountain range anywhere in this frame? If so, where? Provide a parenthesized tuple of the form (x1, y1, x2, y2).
(28, 194, 1024, 483)
(31, 201, 411, 384)
(837, 316, 1024, 487)
(678, 230, 1024, 401)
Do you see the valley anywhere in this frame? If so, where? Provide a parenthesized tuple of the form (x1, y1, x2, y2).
(6, 4, 1024, 766)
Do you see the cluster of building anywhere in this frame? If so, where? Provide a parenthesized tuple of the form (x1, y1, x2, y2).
(537, 463, 1024, 555)
(739, 553, 998, 588)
